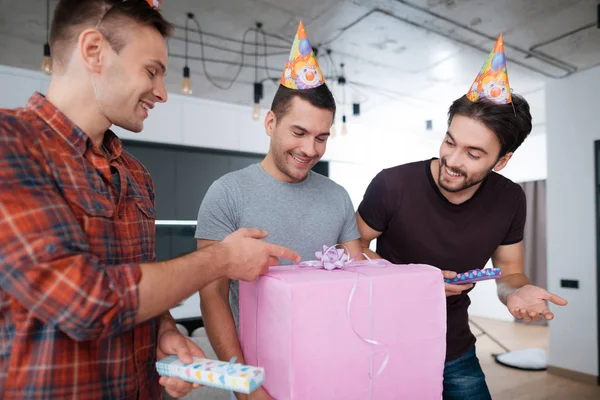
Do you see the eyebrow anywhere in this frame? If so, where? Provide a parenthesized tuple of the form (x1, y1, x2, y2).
(446, 131, 488, 155)
(291, 125, 331, 137)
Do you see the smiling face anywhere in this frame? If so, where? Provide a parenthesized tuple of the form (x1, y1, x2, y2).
(438, 114, 510, 193)
(265, 96, 333, 183)
(92, 24, 169, 132)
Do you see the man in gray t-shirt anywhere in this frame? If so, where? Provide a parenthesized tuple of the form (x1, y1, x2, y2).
(196, 162, 358, 327)
(195, 83, 360, 400)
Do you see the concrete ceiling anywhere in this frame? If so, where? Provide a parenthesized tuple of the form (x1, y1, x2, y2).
(1, 0, 599, 137)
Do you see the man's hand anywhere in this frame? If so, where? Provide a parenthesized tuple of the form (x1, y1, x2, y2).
(442, 270, 474, 297)
(507, 284, 568, 322)
(219, 228, 300, 281)
(157, 329, 206, 398)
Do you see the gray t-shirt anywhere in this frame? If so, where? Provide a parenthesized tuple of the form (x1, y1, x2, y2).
(195, 163, 359, 326)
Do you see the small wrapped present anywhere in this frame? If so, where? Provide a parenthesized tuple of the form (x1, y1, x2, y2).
(156, 356, 264, 394)
(239, 247, 447, 400)
(445, 267, 501, 284)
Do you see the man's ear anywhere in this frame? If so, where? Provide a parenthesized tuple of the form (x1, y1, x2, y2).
(265, 110, 276, 137)
(493, 152, 513, 172)
(78, 29, 106, 74)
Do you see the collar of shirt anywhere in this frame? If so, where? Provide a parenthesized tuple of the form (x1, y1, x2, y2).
(27, 92, 123, 160)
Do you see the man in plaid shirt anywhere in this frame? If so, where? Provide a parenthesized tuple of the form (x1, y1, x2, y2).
(0, 1, 299, 399)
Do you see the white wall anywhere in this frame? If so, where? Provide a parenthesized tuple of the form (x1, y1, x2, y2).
(500, 134, 547, 183)
(546, 65, 600, 377)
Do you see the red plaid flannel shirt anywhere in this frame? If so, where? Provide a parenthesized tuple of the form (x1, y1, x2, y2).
(0, 93, 161, 399)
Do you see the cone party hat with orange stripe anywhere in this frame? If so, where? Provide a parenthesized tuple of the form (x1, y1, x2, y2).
(467, 34, 512, 104)
(145, 0, 161, 9)
(280, 21, 325, 90)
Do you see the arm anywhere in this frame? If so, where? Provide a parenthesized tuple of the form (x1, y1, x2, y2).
(355, 170, 391, 260)
(356, 211, 382, 259)
(492, 241, 530, 305)
(336, 187, 370, 261)
(490, 188, 566, 322)
(193, 179, 246, 362)
(135, 244, 229, 324)
(341, 239, 363, 259)
(493, 241, 567, 322)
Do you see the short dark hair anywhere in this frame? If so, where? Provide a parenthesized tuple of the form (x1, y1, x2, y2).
(270, 84, 336, 122)
(447, 94, 532, 157)
(50, 0, 173, 66)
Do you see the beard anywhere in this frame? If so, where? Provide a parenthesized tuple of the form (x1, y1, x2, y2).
(272, 149, 313, 183)
(437, 157, 494, 193)
(269, 137, 317, 183)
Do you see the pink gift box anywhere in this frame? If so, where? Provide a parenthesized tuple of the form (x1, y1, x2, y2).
(239, 260, 446, 399)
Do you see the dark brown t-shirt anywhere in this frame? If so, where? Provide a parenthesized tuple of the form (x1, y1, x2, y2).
(358, 158, 526, 362)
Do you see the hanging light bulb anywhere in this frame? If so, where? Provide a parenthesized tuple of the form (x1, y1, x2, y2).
(252, 104, 261, 121)
(251, 25, 264, 121)
(252, 82, 263, 121)
(341, 115, 348, 135)
(181, 66, 192, 95)
(41, 0, 52, 75)
(330, 124, 337, 137)
(181, 13, 192, 95)
(41, 43, 52, 75)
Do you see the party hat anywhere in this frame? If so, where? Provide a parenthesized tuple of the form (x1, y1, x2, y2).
(466, 34, 512, 104)
(280, 21, 325, 90)
(145, 0, 161, 10)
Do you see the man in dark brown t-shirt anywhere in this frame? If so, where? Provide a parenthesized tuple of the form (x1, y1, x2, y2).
(357, 94, 567, 400)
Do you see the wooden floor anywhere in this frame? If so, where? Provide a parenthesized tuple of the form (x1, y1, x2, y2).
(169, 318, 600, 399)
(471, 316, 600, 400)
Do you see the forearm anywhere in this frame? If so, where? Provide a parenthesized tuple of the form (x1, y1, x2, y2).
(496, 273, 531, 305)
(359, 239, 381, 260)
(157, 311, 178, 337)
(136, 245, 228, 324)
(200, 291, 246, 363)
(362, 248, 381, 259)
(357, 232, 382, 260)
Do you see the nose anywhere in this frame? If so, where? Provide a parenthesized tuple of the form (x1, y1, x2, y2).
(300, 139, 318, 158)
(154, 78, 168, 103)
(445, 148, 462, 168)
(305, 71, 315, 81)
(490, 87, 501, 98)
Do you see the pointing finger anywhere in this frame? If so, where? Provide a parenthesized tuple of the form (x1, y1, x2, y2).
(267, 243, 300, 263)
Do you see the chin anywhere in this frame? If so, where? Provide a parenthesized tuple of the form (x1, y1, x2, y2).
(439, 179, 463, 193)
(118, 122, 143, 133)
(286, 168, 309, 182)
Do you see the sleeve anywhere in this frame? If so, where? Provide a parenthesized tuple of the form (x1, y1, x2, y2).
(0, 124, 141, 341)
(501, 187, 527, 245)
(339, 188, 360, 243)
(195, 179, 238, 241)
(357, 170, 392, 233)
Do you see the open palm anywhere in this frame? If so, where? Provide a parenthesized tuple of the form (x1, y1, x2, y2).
(507, 284, 567, 322)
